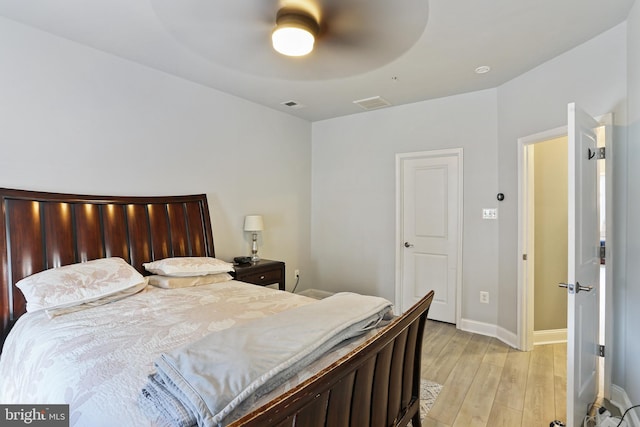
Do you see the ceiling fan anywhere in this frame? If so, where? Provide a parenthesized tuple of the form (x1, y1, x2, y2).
(150, 0, 429, 80)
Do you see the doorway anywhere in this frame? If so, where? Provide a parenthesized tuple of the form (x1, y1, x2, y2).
(531, 136, 569, 345)
(518, 126, 568, 351)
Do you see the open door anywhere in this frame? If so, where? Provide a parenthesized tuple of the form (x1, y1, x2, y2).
(565, 103, 600, 427)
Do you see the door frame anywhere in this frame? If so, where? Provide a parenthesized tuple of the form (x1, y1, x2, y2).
(599, 113, 613, 399)
(516, 114, 613, 395)
(395, 148, 464, 324)
(517, 125, 568, 351)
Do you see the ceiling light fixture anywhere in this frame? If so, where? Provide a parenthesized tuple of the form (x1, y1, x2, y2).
(272, 8, 319, 57)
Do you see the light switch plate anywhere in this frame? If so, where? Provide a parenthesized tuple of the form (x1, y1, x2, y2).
(482, 208, 498, 219)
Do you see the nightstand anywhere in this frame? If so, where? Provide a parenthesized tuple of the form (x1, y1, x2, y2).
(232, 259, 285, 291)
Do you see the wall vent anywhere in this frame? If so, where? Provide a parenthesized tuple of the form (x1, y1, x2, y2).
(353, 96, 392, 110)
(281, 100, 305, 109)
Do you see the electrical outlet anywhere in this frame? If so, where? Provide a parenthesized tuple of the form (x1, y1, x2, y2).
(480, 291, 489, 304)
(294, 269, 300, 278)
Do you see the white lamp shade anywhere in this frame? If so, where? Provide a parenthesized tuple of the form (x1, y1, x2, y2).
(271, 9, 319, 57)
(272, 27, 315, 56)
(244, 215, 264, 232)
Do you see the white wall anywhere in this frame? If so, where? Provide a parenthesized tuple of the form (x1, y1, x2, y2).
(0, 17, 313, 288)
(496, 23, 628, 334)
(311, 90, 500, 325)
(623, 0, 640, 407)
(310, 23, 629, 341)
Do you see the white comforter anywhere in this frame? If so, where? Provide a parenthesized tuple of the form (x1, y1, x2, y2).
(0, 280, 342, 426)
(142, 293, 392, 427)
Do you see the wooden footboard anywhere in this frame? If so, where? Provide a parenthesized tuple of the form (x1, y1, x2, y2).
(229, 290, 435, 427)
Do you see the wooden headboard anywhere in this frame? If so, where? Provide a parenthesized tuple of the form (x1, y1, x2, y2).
(0, 187, 215, 347)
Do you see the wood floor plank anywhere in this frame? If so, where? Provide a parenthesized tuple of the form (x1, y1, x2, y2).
(424, 329, 473, 385)
(421, 415, 451, 427)
(423, 319, 446, 338)
(422, 321, 456, 373)
(486, 402, 523, 427)
(482, 337, 510, 367)
(452, 362, 503, 427)
(553, 343, 567, 421)
(530, 341, 555, 367)
(522, 345, 556, 424)
(427, 334, 491, 425)
(422, 319, 445, 343)
(494, 349, 531, 411)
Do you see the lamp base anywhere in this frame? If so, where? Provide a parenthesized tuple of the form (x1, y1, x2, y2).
(251, 233, 260, 262)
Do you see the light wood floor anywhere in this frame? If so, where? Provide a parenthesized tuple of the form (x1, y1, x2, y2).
(421, 320, 567, 427)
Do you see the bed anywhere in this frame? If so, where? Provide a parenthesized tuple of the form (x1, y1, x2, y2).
(0, 187, 434, 427)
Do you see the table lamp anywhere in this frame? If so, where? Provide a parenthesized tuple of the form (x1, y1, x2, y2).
(243, 215, 264, 262)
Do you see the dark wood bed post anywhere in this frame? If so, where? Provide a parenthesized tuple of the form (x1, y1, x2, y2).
(0, 195, 9, 349)
(0, 187, 215, 349)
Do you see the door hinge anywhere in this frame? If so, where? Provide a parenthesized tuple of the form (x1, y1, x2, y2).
(599, 345, 605, 357)
(588, 147, 606, 160)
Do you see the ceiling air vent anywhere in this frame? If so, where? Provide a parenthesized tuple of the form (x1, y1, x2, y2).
(281, 100, 305, 109)
(353, 96, 391, 110)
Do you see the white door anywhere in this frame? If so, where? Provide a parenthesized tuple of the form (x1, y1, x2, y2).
(566, 103, 600, 427)
(396, 149, 462, 322)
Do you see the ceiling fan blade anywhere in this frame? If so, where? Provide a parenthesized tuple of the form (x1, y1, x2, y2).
(150, 0, 428, 80)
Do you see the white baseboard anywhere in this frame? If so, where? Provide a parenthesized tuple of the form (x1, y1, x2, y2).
(496, 325, 519, 348)
(533, 328, 567, 345)
(458, 318, 519, 348)
(610, 384, 640, 427)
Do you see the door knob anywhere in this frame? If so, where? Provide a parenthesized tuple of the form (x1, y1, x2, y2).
(404, 242, 414, 248)
(558, 281, 593, 294)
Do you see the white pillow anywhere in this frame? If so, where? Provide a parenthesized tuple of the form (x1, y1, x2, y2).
(45, 280, 148, 318)
(142, 257, 234, 277)
(148, 273, 233, 289)
(16, 257, 146, 312)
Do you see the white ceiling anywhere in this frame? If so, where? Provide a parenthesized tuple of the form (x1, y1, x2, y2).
(0, 0, 635, 121)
